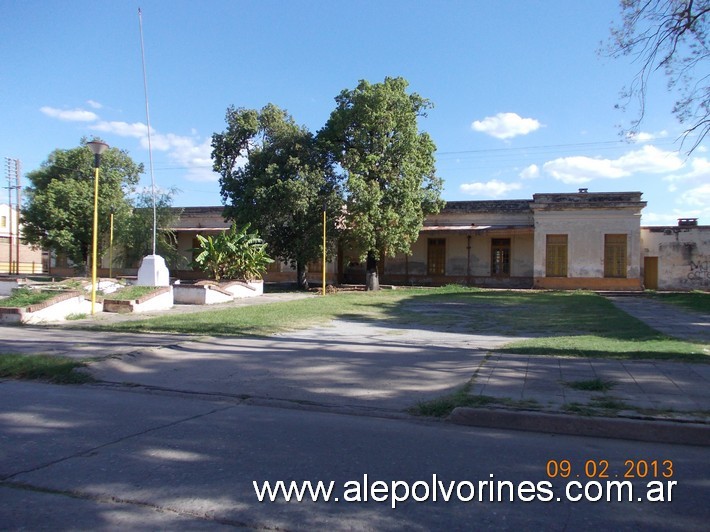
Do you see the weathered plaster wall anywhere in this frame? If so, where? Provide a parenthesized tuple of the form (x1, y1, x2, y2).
(641, 226, 710, 290)
(533, 210, 643, 280)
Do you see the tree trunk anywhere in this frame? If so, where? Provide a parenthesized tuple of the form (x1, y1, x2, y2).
(366, 250, 380, 291)
(296, 262, 309, 290)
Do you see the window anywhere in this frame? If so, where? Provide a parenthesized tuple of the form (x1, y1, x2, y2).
(427, 238, 446, 275)
(0, 215, 6, 228)
(545, 235, 568, 277)
(491, 238, 511, 276)
(604, 234, 627, 278)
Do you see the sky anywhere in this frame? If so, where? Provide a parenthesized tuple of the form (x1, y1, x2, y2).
(1, 0, 708, 225)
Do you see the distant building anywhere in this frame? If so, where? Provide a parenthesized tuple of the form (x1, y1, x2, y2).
(0, 203, 44, 275)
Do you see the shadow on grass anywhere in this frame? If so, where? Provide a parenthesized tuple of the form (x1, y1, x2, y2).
(89, 285, 708, 362)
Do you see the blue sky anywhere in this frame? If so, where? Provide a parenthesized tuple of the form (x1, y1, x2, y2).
(1, 0, 708, 225)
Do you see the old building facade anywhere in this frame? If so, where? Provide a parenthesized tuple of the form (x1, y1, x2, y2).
(365, 191, 648, 290)
(45, 190, 706, 291)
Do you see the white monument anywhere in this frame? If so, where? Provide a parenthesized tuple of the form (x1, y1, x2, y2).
(137, 254, 170, 286)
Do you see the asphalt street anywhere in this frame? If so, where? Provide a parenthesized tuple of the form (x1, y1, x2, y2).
(1, 380, 708, 530)
(0, 294, 708, 529)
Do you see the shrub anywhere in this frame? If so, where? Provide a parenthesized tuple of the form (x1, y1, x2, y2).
(192, 223, 273, 282)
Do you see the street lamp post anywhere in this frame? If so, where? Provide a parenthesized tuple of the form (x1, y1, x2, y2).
(109, 208, 115, 279)
(87, 140, 109, 315)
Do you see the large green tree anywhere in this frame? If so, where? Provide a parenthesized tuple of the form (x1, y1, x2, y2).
(606, 0, 710, 152)
(213, 104, 341, 289)
(319, 77, 444, 290)
(22, 139, 143, 271)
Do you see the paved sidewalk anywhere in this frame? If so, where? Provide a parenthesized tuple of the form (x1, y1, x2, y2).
(469, 353, 710, 422)
(460, 294, 710, 438)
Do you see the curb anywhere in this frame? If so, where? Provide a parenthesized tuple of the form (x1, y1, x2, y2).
(449, 407, 710, 447)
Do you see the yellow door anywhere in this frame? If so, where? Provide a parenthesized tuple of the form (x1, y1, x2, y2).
(644, 257, 658, 290)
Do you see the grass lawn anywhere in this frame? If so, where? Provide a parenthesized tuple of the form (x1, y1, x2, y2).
(0, 354, 93, 384)
(0, 288, 59, 308)
(92, 285, 709, 362)
(106, 285, 163, 301)
(649, 291, 710, 313)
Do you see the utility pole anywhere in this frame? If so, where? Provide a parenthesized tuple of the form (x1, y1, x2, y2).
(4, 158, 21, 275)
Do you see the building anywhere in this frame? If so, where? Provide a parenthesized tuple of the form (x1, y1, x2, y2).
(641, 219, 710, 290)
(47, 189, 707, 291)
(0, 203, 44, 275)
(355, 190, 648, 290)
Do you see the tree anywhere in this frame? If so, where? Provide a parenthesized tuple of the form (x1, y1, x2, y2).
(192, 223, 273, 282)
(606, 0, 710, 152)
(117, 187, 187, 271)
(213, 104, 341, 289)
(319, 77, 444, 290)
(21, 139, 143, 271)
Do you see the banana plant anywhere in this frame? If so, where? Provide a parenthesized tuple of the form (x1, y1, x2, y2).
(192, 223, 273, 282)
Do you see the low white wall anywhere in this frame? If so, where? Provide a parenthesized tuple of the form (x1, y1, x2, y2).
(222, 280, 263, 298)
(132, 288, 173, 312)
(174, 284, 233, 305)
(103, 287, 173, 313)
(0, 279, 25, 296)
(0, 291, 93, 324)
(24, 294, 95, 324)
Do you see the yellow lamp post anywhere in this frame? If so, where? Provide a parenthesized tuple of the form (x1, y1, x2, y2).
(87, 140, 109, 314)
(322, 202, 326, 296)
(109, 208, 115, 279)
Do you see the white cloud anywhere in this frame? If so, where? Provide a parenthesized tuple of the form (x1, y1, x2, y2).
(641, 211, 682, 225)
(168, 137, 220, 182)
(86, 100, 103, 109)
(40, 106, 98, 122)
(519, 164, 540, 179)
(542, 145, 684, 184)
(460, 179, 522, 197)
(626, 130, 668, 143)
(92, 120, 148, 139)
(42, 104, 221, 183)
(679, 183, 710, 207)
(471, 112, 541, 139)
(664, 157, 710, 184)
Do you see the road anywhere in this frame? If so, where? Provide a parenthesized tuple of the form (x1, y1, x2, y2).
(1, 320, 708, 529)
(0, 380, 708, 530)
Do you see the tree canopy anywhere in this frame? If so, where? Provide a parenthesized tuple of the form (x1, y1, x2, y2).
(117, 187, 185, 270)
(606, 0, 710, 152)
(319, 77, 444, 289)
(22, 139, 143, 269)
(213, 104, 340, 289)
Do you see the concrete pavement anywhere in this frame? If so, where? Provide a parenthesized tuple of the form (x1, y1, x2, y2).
(456, 295, 709, 441)
(1, 380, 708, 530)
(0, 290, 708, 441)
(1, 290, 709, 528)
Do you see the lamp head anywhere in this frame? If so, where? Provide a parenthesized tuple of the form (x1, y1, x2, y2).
(87, 140, 109, 168)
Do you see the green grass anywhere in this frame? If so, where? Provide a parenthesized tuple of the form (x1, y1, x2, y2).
(0, 354, 93, 384)
(106, 285, 162, 301)
(411, 380, 540, 417)
(98, 289, 412, 335)
(650, 291, 710, 313)
(89, 285, 708, 362)
(500, 334, 708, 362)
(0, 288, 57, 308)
